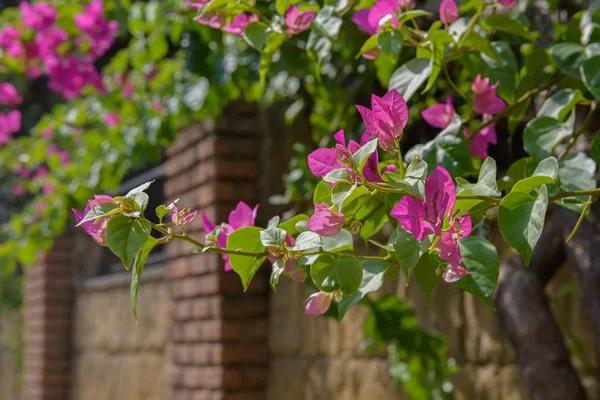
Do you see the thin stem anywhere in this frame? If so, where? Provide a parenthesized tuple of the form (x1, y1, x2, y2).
(550, 189, 600, 202)
(558, 102, 597, 161)
(565, 196, 593, 244)
(443, 60, 468, 102)
(395, 139, 406, 179)
(458, 2, 486, 48)
(456, 194, 501, 205)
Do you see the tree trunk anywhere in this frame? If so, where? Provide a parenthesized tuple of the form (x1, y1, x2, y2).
(494, 212, 587, 400)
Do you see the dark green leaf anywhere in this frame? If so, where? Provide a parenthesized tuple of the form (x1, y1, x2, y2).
(482, 13, 537, 40)
(311, 254, 338, 292)
(377, 31, 403, 62)
(558, 152, 597, 192)
(455, 236, 499, 308)
(226, 227, 267, 290)
(456, 157, 501, 197)
(335, 255, 363, 295)
(131, 237, 159, 319)
(106, 215, 152, 270)
(580, 55, 600, 100)
(322, 229, 353, 252)
(324, 168, 352, 184)
(338, 260, 389, 320)
(413, 255, 440, 304)
(551, 43, 586, 78)
(384, 158, 427, 199)
(538, 89, 583, 121)
(388, 58, 432, 101)
(511, 157, 558, 193)
(392, 226, 431, 282)
(279, 214, 309, 235)
(498, 186, 548, 265)
(523, 116, 573, 161)
(243, 22, 269, 50)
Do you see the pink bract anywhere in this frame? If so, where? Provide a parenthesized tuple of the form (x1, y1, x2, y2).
(422, 97, 455, 129)
(20, 1, 57, 31)
(0, 83, 23, 106)
(439, 0, 458, 24)
(305, 292, 332, 316)
(356, 89, 408, 152)
(72, 195, 116, 247)
(223, 13, 258, 36)
(307, 203, 345, 237)
(285, 6, 316, 35)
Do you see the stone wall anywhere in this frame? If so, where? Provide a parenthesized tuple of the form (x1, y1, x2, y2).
(70, 267, 169, 400)
(268, 260, 596, 400)
(0, 311, 21, 400)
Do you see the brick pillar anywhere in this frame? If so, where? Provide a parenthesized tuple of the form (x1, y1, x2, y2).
(23, 237, 74, 400)
(165, 109, 269, 400)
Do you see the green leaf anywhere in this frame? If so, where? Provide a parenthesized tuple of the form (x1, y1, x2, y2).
(413, 255, 440, 304)
(331, 182, 368, 212)
(580, 55, 600, 100)
(397, 10, 431, 25)
(276, 0, 297, 15)
(335, 255, 363, 295)
(322, 229, 353, 252)
(77, 202, 120, 226)
(461, 31, 498, 61)
(406, 115, 474, 176)
(106, 215, 152, 270)
(388, 58, 432, 101)
(259, 32, 286, 87)
(424, 30, 453, 93)
(294, 231, 322, 251)
(270, 259, 285, 291)
(392, 226, 431, 282)
(149, 32, 168, 61)
(384, 158, 427, 199)
(243, 22, 269, 50)
(482, 13, 537, 40)
(377, 31, 403, 62)
(498, 186, 548, 265)
(351, 139, 378, 174)
(511, 157, 558, 193)
(551, 43, 586, 78)
(311, 254, 338, 292)
(456, 157, 501, 197)
(455, 236, 499, 308)
(523, 116, 573, 161)
(125, 180, 154, 198)
(313, 180, 333, 207)
(358, 35, 378, 57)
(481, 41, 517, 103)
(338, 260, 389, 320)
(323, 168, 352, 184)
(592, 131, 600, 165)
(131, 237, 159, 319)
(259, 227, 287, 247)
(155, 203, 174, 221)
(538, 89, 583, 121)
(226, 227, 267, 290)
(132, 192, 149, 213)
(279, 214, 309, 235)
(558, 152, 597, 192)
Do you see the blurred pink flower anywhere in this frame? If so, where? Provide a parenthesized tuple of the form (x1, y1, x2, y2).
(223, 13, 258, 36)
(422, 97, 455, 129)
(0, 110, 21, 145)
(11, 185, 25, 196)
(285, 6, 316, 35)
(439, 0, 458, 24)
(0, 83, 23, 106)
(0, 26, 23, 58)
(472, 74, 506, 115)
(20, 1, 57, 30)
(75, 0, 119, 61)
(104, 113, 120, 126)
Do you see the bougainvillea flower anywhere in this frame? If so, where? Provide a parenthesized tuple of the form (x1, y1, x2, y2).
(352, 0, 399, 35)
(439, 0, 458, 24)
(305, 292, 332, 316)
(104, 113, 120, 127)
(201, 202, 259, 271)
(72, 195, 116, 246)
(0, 110, 21, 145)
(307, 130, 392, 183)
(20, 1, 57, 30)
(195, 11, 227, 29)
(42, 183, 55, 195)
(398, 0, 415, 9)
(463, 122, 497, 159)
(11, 185, 24, 196)
(390, 166, 456, 241)
(285, 6, 316, 35)
(472, 74, 506, 115)
(0, 26, 23, 58)
(499, 0, 517, 6)
(356, 89, 408, 151)
(34, 166, 48, 180)
(35, 26, 68, 60)
(307, 203, 345, 237)
(184, 0, 210, 8)
(422, 97, 455, 129)
(223, 13, 258, 36)
(24, 43, 43, 78)
(122, 82, 135, 99)
(41, 128, 53, 139)
(437, 215, 472, 282)
(172, 203, 198, 225)
(0, 83, 23, 106)
(46, 56, 106, 99)
(75, 0, 119, 61)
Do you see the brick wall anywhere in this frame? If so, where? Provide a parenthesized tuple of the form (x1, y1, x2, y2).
(164, 108, 270, 400)
(23, 237, 73, 400)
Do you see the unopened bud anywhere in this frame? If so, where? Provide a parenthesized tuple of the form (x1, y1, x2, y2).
(435, 267, 442, 276)
(333, 289, 343, 303)
(350, 220, 362, 235)
(335, 144, 353, 167)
